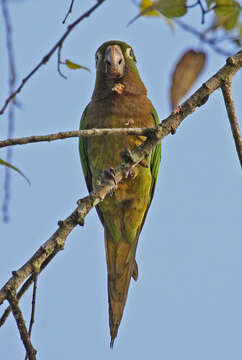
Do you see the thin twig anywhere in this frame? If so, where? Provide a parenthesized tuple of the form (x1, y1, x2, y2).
(221, 80, 242, 167)
(6, 289, 36, 360)
(25, 275, 38, 360)
(63, 0, 75, 24)
(0, 128, 152, 148)
(1, 0, 17, 222)
(0, 50, 241, 311)
(28, 276, 37, 337)
(197, 0, 206, 24)
(0, 0, 107, 115)
(175, 19, 233, 57)
(2, 105, 14, 222)
(0, 250, 58, 328)
(57, 44, 67, 79)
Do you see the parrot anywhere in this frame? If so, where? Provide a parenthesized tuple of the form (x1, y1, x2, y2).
(79, 40, 161, 347)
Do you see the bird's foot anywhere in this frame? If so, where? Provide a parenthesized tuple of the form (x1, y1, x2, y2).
(104, 167, 118, 195)
(139, 159, 149, 168)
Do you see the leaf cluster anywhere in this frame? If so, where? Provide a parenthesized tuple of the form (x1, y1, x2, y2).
(135, 0, 242, 45)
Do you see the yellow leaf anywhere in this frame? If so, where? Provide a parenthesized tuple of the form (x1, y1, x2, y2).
(140, 0, 160, 16)
(65, 59, 90, 72)
(170, 49, 206, 109)
(139, 0, 175, 29)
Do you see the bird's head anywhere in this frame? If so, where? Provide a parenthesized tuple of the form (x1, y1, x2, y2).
(92, 41, 146, 100)
(95, 41, 136, 79)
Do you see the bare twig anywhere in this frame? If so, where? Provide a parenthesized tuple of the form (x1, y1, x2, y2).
(2, 105, 14, 222)
(0, 0, 107, 115)
(0, 250, 58, 328)
(0, 128, 152, 148)
(63, 0, 75, 24)
(175, 19, 233, 57)
(24, 274, 38, 360)
(28, 276, 37, 337)
(6, 289, 36, 360)
(0, 51, 241, 312)
(1, 0, 17, 222)
(57, 44, 67, 79)
(221, 80, 242, 167)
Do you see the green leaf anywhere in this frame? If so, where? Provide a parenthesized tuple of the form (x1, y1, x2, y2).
(0, 158, 31, 185)
(223, 6, 240, 30)
(215, 0, 241, 30)
(214, 0, 239, 16)
(153, 0, 187, 18)
(128, 0, 187, 26)
(65, 59, 90, 72)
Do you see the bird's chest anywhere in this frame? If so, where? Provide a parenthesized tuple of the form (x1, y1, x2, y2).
(86, 94, 153, 177)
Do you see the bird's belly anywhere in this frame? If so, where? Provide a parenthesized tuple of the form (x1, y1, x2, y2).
(87, 116, 152, 243)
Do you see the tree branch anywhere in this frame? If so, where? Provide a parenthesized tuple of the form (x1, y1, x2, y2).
(0, 51, 241, 313)
(0, 128, 151, 148)
(6, 289, 36, 360)
(0, 51, 241, 166)
(0, 250, 58, 327)
(221, 80, 242, 167)
(0, 0, 107, 115)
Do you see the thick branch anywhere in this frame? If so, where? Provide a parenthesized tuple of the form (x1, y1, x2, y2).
(221, 81, 242, 167)
(0, 0, 106, 115)
(6, 289, 36, 360)
(0, 50, 241, 313)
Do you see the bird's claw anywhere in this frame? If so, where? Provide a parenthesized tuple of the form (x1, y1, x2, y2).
(105, 167, 117, 185)
(128, 168, 135, 178)
(139, 159, 149, 168)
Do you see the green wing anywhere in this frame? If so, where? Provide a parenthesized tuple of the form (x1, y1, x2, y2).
(150, 104, 161, 201)
(136, 104, 161, 233)
(79, 104, 93, 193)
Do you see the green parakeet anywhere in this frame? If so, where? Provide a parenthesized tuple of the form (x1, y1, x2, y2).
(79, 41, 161, 347)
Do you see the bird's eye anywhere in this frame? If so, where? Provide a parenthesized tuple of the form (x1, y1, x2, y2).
(126, 48, 134, 60)
(95, 51, 102, 66)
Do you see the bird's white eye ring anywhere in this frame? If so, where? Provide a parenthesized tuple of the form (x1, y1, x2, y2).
(126, 47, 134, 60)
(95, 51, 102, 66)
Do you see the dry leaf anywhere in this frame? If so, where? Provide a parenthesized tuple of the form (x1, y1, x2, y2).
(170, 49, 206, 109)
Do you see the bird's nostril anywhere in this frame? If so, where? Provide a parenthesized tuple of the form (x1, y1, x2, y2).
(118, 59, 122, 65)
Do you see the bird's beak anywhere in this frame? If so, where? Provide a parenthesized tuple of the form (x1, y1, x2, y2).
(104, 45, 125, 78)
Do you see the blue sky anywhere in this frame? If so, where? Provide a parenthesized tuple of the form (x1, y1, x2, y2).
(0, 0, 241, 359)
